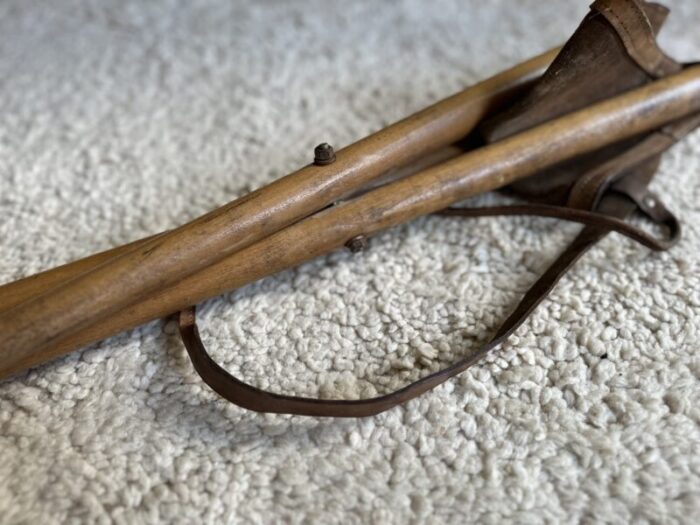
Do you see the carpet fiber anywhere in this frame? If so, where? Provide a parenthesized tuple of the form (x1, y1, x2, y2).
(1, 1, 700, 523)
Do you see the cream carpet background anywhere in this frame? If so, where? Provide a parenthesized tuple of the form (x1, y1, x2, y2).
(1, 1, 699, 523)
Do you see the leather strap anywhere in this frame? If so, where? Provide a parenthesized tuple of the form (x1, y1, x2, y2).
(437, 198, 679, 251)
(177, 181, 679, 417)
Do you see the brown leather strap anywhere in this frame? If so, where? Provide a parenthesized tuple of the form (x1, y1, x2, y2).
(438, 198, 679, 251)
(177, 183, 678, 417)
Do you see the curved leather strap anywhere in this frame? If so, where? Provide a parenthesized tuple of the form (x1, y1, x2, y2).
(177, 187, 679, 417)
(438, 197, 679, 251)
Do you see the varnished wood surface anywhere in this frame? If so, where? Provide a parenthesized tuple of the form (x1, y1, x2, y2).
(0, 147, 465, 315)
(0, 50, 557, 377)
(1, 63, 700, 379)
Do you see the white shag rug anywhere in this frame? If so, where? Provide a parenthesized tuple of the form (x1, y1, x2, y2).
(1, 1, 700, 523)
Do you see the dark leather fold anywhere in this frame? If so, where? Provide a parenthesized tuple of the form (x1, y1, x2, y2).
(481, 0, 681, 205)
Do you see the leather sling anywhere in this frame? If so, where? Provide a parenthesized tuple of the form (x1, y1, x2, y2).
(176, 0, 700, 417)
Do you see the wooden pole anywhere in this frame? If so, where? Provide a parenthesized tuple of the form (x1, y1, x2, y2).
(2, 64, 700, 379)
(0, 49, 556, 361)
(0, 146, 465, 314)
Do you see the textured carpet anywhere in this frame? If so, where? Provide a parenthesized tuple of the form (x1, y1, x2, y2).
(1, 1, 700, 523)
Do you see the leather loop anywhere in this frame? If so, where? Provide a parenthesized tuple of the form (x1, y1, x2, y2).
(176, 188, 678, 417)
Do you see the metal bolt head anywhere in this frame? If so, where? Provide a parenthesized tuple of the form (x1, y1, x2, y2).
(345, 235, 367, 253)
(314, 143, 336, 165)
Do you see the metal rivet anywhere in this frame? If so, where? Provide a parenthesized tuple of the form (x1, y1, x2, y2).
(345, 235, 367, 253)
(314, 143, 336, 165)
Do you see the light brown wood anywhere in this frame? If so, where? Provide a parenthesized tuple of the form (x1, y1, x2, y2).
(0, 146, 465, 315)
(2, 64, 700, 379)
(0, 49, 556, 369)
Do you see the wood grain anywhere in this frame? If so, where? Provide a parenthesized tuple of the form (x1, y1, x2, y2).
(0, 147, 465, 315)
(2, 63, 700, 379)
(0, 49, 556, 375)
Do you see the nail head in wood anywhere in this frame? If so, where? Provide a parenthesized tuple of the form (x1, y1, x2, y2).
(345, 235, 367, 253)
(314, 143, 336, 165)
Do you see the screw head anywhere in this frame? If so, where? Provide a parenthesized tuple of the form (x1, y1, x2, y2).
(345, 235, 367, 253)
(314, 143, 336, 165)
